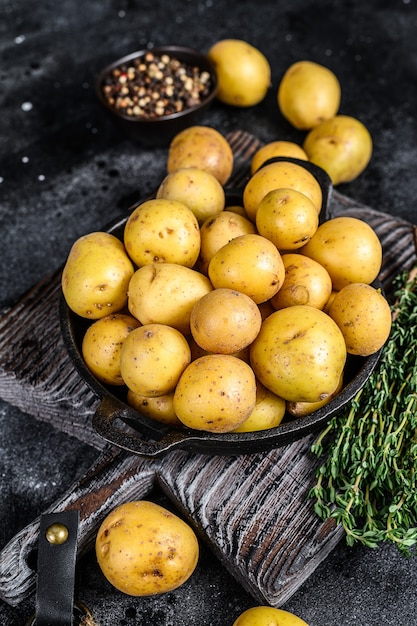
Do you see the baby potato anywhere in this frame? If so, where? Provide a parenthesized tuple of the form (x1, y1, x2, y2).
(303, 114, 372, 185)
(207, 39, 271, 107)
(198, 210, 256, 274)
(270, 253, 333, 310)
(287, 371, 343, 417)
(82, 313, 141, 385)
(233, 605, 309, 626)
(123, 198, 200, 268)
(328, 282, 392, 356)
(61, 231, 134, 319)
(156, 167, 225, 225)
(243, 160, 323, 222)
(278, 60, 341, 131)
(95, 500, 199, 597)
(120, 324, 191, 397)
(173, 354, 257, 432)
(190, 288, 262, 354)
(127, 389, 182, 427)
(167, 125, 234, 185)
(250, 305, 346, 403)
(250, 140, 308, 174)
(255, 187, 319, 250)
(208, 233, 285, 304)
(128, 263, 213, 335)
(232, 382, 286, 432)
(300, 216, 382, 290)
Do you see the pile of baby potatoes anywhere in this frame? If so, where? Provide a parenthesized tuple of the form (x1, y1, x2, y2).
(62, 122, 391, 435)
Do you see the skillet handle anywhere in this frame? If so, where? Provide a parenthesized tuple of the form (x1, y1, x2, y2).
(0, 446, 156, 607)
(92, 395, 197, 458)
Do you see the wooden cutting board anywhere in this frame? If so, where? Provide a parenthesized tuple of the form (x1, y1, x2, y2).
(0, 130, 415, 609)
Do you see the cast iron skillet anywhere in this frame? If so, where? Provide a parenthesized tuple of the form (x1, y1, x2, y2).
(60, 158, 383, 457)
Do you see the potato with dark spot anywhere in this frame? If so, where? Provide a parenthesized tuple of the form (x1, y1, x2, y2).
(82, 313, 141, 385)
(328, 282, 392, 356)
(95, 500, 199, 596)
(123, 198, 200, 268)
(173, 354, 256, 432)
(243, 160, 323, 222)
(120, 324, 191, 397)
(250, 305, 346, 403)
(126, 389, 182, 427)
(270, 253, 332, 311)
(198, 210, 256, 275)
(61, 231, 134, 319)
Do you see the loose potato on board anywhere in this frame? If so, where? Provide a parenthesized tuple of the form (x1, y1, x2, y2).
(95, 500, 199, 596)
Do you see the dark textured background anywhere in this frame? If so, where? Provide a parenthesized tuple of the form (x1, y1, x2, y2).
(1, 0, 417, 624)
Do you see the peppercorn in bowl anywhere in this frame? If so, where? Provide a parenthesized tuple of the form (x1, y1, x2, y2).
(96, 46, 218, 146)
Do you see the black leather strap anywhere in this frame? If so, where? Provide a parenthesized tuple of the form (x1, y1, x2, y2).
(35, 510, 79, 626)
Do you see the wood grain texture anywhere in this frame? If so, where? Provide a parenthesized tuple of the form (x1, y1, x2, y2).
(0, 130, 416, 609)
(0, 447, 156, 606)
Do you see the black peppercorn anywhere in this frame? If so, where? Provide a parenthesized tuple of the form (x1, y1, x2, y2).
(101, 52, 213, 119)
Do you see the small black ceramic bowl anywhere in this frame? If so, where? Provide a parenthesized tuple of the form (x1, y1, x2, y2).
(95, 45, 218, 147)
(60, 158, 383, 458)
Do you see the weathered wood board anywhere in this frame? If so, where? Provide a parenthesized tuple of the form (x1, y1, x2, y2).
(0, 131, 416, 608)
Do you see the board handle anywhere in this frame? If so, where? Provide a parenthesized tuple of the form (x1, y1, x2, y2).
(0, 447, 155, 607)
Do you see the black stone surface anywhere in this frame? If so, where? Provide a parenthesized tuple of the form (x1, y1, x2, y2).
(1, 0, 417, 624)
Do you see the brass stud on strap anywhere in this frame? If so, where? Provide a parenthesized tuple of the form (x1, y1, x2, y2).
(45, 522, 69, 545)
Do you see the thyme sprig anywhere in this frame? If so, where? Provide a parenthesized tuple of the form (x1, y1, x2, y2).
(310, 267, 417, 555)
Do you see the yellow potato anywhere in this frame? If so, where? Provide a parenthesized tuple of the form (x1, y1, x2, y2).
(82, 313, 141, 385)
(287, 371, 343, 417)
(127, 389, 182, 427)
(270, 253, 333, 310)
(233, 605, 309, 626)
(190, 288, 262, 354)
(232, 382, 286, 432)
(120, 324, 191, 397)
(207, 39, 271, 107)
(328, 282, 392, 356)
(243, 160, 323, 222)
(255, 187, 319, 250)
(225, 204, 248, 217)
(62, 231, 134, 320)
(300, 216, 382, 290)
(250, 305, 347, 402)
(123, 198, 200, 268)
(173, 354, 257, 432)
(167, 125, 234, 185)
(208, 233, 285, 304)
(303, 114, 373, 185)
(128, 263, 213, 335)
(251, 140, 308, 174)
(278, 60, 341, 130)
(187, 336, 251, 363)
(95, 500, 199, 596)
(156, 167, 225, 224)
(198, 210, 257, 274)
